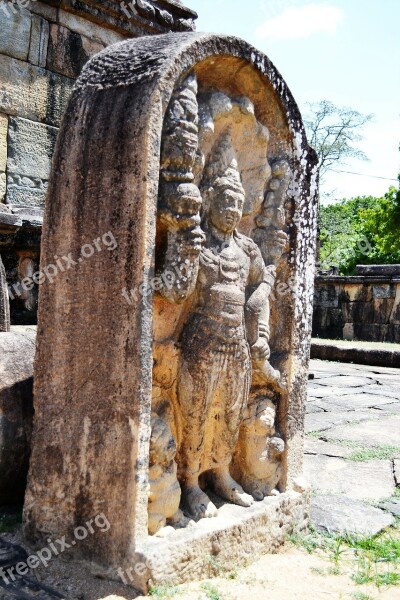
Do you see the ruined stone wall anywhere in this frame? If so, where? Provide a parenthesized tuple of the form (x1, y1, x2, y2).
(313, 271, 400, 342)
(0, 0, 197, 324)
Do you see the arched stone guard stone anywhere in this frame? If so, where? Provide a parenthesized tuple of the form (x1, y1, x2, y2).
(23, 33, 318, 591)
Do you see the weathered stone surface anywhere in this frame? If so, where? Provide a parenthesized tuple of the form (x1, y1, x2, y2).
(0, 255, 10, 332)
(0, 55, 74, 127)
(305, 410, 373, 433)
(314, 393, 396, 411)
(311, 340, 400, 369)
(357, 264, 400, 276)
(130, 491, 309, 593)
(304, 438, 353, 459)
(30, 0, 58, 22)
(0, 114, 6, 204)
(0, 114, 7, 174)
(47, 24, 104, 79)
(0, 326, 35, 504)
(379, 500, 400, 518)
(28, 14, 50, 67)
(57, 8, 126, 47)
(0, 7, 32, 61)
(327, 415, 400, 447)
(6, 177, 47, 207)
(24, 33, 317, 581)
(313, 276, 400, 342)
(0, 173, 5, 203)
(7, 117, 58, 180)
(311, 495, 394, 536)
(394, 459, 400, 486)
(304, 455, 395, 500)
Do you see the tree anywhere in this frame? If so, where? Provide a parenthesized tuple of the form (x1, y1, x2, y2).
(319, 180, 400, 274)
(304, 100, 373, 181)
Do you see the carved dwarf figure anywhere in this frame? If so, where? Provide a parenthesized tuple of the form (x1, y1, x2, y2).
(232, 395, 285, 500)
(148, 414, 185, 534)
(176, 131, 280, 519)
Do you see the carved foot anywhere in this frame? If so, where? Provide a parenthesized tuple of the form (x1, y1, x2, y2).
(211, 469, 254, 507)
(167, 508, 193, 529)
(181, 485, 218, 519)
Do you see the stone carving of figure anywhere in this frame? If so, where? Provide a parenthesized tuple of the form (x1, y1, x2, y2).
(153, 73, 290, 528)
(175, 130, 281, 519)
(231, 395, 285, 500)
(148, 413, 186, 534)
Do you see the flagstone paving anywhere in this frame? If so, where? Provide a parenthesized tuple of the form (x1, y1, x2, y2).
(306, 359, 400, 535)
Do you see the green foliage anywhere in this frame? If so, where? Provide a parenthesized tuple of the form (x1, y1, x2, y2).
(148, 585, 179, 598)
(290, 523, 400, 590)
(319, 182, 400, 274)
(201, 582, 221, 600)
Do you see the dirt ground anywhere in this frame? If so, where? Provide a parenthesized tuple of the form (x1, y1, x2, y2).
(3, 527, 399, 600)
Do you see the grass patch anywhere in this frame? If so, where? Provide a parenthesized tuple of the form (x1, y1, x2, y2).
(0, 508, 23, 533)
(348, 445, 400, 462)
(306, 434, 400, 462)
(201, 582, 221, 600)
(149, 585, 180, 598)
(289, 523, 400, 591)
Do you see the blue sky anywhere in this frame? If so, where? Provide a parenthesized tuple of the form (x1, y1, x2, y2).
(189, 0, 400, 201)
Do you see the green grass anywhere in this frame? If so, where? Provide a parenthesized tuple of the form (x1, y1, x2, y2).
(201, 582, 221, 600)
(348, 445, 400, 462)
(305, 433, 400, 462)
(0, 508, 22, 533)
(289, 523, 400, 590)
(352, 593, 375, 600)
(148, 585, 179, 598)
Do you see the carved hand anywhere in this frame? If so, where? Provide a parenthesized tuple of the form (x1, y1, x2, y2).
(251, 337, 271, 360)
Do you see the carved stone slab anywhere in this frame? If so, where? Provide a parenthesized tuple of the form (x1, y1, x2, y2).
(24, 33, 318, 591)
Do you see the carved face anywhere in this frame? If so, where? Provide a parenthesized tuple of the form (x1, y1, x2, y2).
(208, 185, 245, 234)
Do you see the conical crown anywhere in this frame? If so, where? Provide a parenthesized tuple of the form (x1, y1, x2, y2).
(201, 128, 245, 196)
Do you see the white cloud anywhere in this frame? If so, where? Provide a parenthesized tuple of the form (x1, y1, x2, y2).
(256, 3, 344, 41)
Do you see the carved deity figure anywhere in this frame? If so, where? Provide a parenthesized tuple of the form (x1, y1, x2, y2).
(153, 74, 289, 528)
(174, 132, 279, 518)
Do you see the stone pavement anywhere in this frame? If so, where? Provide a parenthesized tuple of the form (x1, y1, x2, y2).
(305, 359, 400, 535)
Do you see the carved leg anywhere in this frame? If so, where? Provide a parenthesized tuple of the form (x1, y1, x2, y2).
(210, 466, 254, 507)
(208, 343, 253, 507)
(177, 356, 218, 519)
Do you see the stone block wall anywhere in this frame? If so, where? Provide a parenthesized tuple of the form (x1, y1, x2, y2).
(0, 0, 197, 324)
(313, 272, 400, 342)
(0, 0, 197, 208)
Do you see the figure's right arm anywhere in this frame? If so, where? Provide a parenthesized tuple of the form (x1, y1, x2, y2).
(157, 183, 205, 304)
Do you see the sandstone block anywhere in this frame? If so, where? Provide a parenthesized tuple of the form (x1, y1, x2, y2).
(0, 173, 6, 203)
(342, 323, 354, 340)
(0, 55, 74, 127)
(394, 459, 400, 486)
(372, 284, 396, 299)
(47, 24, 104, 79)
(7, 117, 58, 180)
(0, 6, 31, 61)
(0, 326, 35, 504)
(312, 495, 394, 536)
(6, 177, 46, 207)
(28, 14, 50, 67)
(24, 33, 317, 586)
(58, 8, 125, 47)
(0, 113, 7, 173)
(30, 0, 57, 22)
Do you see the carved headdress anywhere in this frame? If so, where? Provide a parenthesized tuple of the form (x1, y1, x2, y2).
(200, 128, 245, 200)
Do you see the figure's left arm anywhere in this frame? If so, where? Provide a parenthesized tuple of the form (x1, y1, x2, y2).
(245, 246, 276, 359)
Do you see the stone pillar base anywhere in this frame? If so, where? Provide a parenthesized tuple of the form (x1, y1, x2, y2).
(111, 491, 309, 593)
